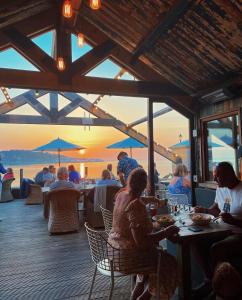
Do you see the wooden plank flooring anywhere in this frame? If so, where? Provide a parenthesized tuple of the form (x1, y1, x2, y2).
(0, 200, 130, 300)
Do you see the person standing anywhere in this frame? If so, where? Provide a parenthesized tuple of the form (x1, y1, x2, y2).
(0, 155, 7, 182)
(117, 151, 139, 186)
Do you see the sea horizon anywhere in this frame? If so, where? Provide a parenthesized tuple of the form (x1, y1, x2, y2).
(7, 158, 173, 187)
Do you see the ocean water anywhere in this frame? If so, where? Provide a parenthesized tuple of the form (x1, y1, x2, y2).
(9, 158, 172, 187)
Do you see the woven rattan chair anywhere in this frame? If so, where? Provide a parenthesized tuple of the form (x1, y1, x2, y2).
(47, 189, 80, 234)
(25, 184, 43, 204)
(100, 205, 113, 233)
(0, 178, 15, 203)
(85, 222, 162, 300)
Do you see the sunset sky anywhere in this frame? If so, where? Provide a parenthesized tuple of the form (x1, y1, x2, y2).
(0, 31, 188, 162)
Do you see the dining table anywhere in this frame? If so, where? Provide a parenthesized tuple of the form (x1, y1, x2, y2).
(161, 212, 242, 300)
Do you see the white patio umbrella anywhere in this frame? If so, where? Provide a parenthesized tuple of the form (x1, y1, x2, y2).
(34, 138, 85, 166)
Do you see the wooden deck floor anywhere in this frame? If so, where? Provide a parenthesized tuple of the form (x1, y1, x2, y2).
(0, 200, 130, 300)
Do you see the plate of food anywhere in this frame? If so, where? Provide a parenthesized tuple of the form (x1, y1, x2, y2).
(189, 213, 213, 226)
(153, 214, 175, 227)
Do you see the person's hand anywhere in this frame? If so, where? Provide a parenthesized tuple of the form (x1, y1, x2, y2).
(221, 212, 235, 225)
(164, 225, 180, 239)
(193, 206, 205, 213)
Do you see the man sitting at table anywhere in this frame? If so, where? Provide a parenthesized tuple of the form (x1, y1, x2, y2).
(50, 167, 75, 190)
(192, 161, 242, 299)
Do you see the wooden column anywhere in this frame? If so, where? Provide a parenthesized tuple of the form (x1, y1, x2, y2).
(148, 98, 155, 196)
(189, 116, 196, 206)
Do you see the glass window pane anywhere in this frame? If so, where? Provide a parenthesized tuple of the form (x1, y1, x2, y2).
(206, 115, 239, 180)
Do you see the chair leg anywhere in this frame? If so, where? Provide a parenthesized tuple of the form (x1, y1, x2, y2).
(88, 265, 97, 300)
(108, 260, 115, 300)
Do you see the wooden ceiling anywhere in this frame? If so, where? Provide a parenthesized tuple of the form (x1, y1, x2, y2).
(0, 0, 241, 103)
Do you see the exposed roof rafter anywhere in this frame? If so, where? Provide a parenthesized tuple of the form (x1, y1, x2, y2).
(131, 0, 195, 62)
(3, 27, 57, 73)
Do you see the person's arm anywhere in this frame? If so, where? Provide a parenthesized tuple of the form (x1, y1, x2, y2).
(220, 213, 242, 227)
(194, 202, 220, 217)
(130, 225, 180, 247)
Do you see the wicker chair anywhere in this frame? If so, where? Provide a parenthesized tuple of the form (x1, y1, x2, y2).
(84, 186, 120, 228)
(47, 189, 80, 234)
(100, 205, 113, 233)
(0, 178, 15, 203)
(25, 184, 43, 205)
(85, 223, 162, 300)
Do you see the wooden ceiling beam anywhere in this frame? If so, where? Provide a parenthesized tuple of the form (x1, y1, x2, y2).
(0, 69, 188, 98)
(0, 114, 116, 126)
(128, 107, 173, 128)
(62, 92, 178, 162)
(0, 90, 48, 115)
(0, 10, 56, 51)
(3, 27, 57, 73)
(77, 18, 195, 117)
(132, 0, 195, 62)
(0, 0, 52, 30)
(67, 40, 116, 77)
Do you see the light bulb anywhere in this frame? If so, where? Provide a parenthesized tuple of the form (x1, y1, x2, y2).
(90, 0, 101, 10)
(62, 0, 73, 18)
(57, 57, 65, 71)
(77, 33, 84, 47)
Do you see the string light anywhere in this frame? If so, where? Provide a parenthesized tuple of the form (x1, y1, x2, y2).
(90, 0, 101, 10)
(62, 0, 73, 18)
(57, 57, 65, 71)
(77, 33, 85, 47)
(0, 87, 11, 104)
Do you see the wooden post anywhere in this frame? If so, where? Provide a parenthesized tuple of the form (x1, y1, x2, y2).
(189, 117, 196, 206)
(148, 98, 155, 196)
(20, 168, 23, 187)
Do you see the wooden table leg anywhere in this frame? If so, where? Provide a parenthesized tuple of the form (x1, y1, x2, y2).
(177, 241, 192, 300)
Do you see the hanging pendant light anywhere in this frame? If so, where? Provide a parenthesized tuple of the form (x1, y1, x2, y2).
(57, 57, 65, 71)
(90, 0, 101, 10)
(62, 0, 73, 18)
(77, 33, 85, 47)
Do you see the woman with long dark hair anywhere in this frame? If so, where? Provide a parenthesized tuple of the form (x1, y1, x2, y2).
(108, 168, 179, 300)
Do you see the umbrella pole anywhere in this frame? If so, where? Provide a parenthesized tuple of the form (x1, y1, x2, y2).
(58, 150, 60, 167)
(130, 147, 132, 158)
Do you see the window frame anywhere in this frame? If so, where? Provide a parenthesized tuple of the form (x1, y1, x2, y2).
(201, 110, 241, 182)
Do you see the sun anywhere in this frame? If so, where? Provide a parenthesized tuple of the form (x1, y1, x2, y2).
(79, 149, 85, 155)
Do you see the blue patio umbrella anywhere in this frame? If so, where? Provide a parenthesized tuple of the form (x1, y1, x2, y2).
(34, 138, 85, 166)
(170, 140, 222, 149)
(107, 137, 146, 157)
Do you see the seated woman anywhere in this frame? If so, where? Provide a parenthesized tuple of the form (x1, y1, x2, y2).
(2, 168, 14, 180)
(68, 165, 81, 184)
(96, 169, 119, 186)
(167, 163, 191, 204)
(108, 168, 179, 300)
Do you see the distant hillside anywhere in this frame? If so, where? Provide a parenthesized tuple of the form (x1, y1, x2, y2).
(0, 150, 103, 165)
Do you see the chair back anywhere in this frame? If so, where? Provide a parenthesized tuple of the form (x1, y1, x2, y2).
(25, 184, 43, 204)
(85, 222, 155, 274)
(0, 178, 15, 202)
(85, 222, 109, 266)
(100, 205, 113, 233)
(166, 192, 190, 206)
(47, 188, 80, 233)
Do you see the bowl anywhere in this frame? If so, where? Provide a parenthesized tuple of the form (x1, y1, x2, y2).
(153, 214, 175, 227)
(189, 213, 213, 226)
